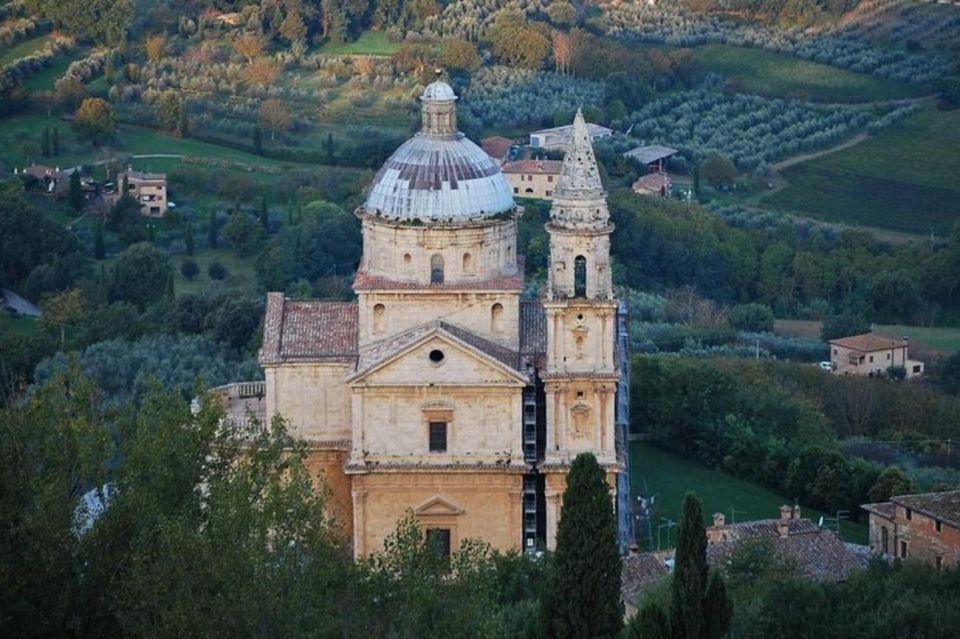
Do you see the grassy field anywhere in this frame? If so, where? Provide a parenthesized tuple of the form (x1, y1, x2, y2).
(316, 31, 399, 56)
(173, 247, 258, 297)
(761, 107, 960, 235)
(691, 44, 927, 102)
(630, 442, 868, 548)
(0, 33, 54, 65)
(22, 47, 87, 92)
(0, 313, 39, 338)
(876, 325, 960, 355)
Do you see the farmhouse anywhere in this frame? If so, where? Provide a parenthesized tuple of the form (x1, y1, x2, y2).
(623, 145, 678, 173)
(863, 490, 960, 569)
(501, 159, 563, 200)
(119, 169, 168, 217)
(480, 136, 514, 165)
(828, 332, 924, 378)
(631, 171, 671, 198)
(529, 121, 612, 151)
(216, 82, 632, 559)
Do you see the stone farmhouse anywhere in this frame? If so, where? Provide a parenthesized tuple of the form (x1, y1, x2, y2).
(829, 332, 924, 378)
(863, 490, 960, 569)
(119, 169, 168, 217)
(218, 81, 632, 558)
(501, 159, 563, 200)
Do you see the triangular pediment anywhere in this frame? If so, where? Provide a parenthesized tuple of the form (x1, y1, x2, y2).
(346, 324, 527, 386)
(414, 495, 465, 516)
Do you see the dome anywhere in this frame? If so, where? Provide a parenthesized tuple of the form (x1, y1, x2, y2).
(360, 81, 516, 224)
(421, 80, 457, 102)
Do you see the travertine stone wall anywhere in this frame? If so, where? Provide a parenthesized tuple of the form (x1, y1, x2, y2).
(305, 449, 353, 539)
(350, 471, 524, 557)
(264, 362, 352, 441)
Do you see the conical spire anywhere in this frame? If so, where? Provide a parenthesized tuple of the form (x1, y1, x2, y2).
(554, 109, 604, 199)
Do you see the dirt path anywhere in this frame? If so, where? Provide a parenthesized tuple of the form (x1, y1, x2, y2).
(772, 133, 870, 172)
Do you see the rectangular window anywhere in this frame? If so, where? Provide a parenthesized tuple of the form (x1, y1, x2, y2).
(429, 421, 447, 452)
(936, 519, 942, 533)
(548, 175, 554, 183)
(426, 528, 451, 558)
(906, 508, 912, 520)
(900, 541, 908, 559)
(936, 556, 943, 570)
(869, 355, 874, 363)
(833, 348, 837, 355)
(886, 353, 890, 360)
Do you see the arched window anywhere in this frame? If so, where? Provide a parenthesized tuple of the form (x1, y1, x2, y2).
(462, 252, 473, 274)
(403, 253, 413, 268)
(373, 303, 385, 334)
(491, 303, 503, 333)
(574, 255, 587, 297)
(431, 254, 444, 284)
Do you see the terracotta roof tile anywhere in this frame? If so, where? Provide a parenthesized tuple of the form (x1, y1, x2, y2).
(891, 490, 960, 528)
(520, 300, 547, 357)
(829, 333, 908, 352)
(861, 501, 896, 521)
(501, 159, 563, 175)
(632, 172, 671, 192)
(621, 553, 669, 606)
(259, 293, 358, 365)
(481, 136, 514, 160)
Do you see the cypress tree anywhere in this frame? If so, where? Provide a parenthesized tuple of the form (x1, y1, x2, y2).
(207, 210, 218, 249)
(543, 452, 623, 639)
(692, 162, 701, 202)
(177, 106, 189, 138)
(42, 127, 51, 157)
(703, 572, 733, 639)
(105, 53, 114, 84)
(672, 493, 709, 639)
(147, 223, 156, 244)
(52, 126, 59, 156)
(287, 202, 294, 226)
(185, 221, 195, 256)
(626, 601, 671, 639)
(324, 132, 335, 165)
(259, 193, 269, 230)
(253, 125, 263, 155)
(68, 171, 84, 212)
(94, 221, 105, 260)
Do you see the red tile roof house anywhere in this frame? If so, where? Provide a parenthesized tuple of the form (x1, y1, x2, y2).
(829, 332, 924, 378)
(500, 159, 563, 200)
(862, 491, 960, 569)
(480, 136, 514, 165)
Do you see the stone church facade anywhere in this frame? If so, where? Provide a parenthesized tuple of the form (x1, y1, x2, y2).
(256, 79, 631, 557)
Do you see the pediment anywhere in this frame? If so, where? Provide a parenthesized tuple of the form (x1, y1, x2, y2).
(347, 324, 527, 386)
(414, 495, 465, 516)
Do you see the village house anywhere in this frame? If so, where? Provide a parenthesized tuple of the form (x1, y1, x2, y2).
(829, 332, 923, 378)
(529, 122, 612, 151)
(480, 136, 514, 166)
(621, 505, 869, 617)
(212, 82, 633, 559)
(862, 490, 960, 569)
(631, 171, 671, 198)
(501, 159, 563, 200)
(119, 168, 169, 217)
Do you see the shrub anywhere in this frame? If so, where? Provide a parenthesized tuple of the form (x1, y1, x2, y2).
(180, 259, 199, 280)
(729, 303, 775, 332)
(208, 261, 227, 280)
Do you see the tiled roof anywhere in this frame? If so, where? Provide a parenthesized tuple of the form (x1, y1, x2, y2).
(632, 172, 671, 192)
(349, 321, 526, 381)
(623, 145, 678, 164)
(891, 490, 960, 528)
(259, 293, 358, 365)
(501, 160, 563, 175)
(481, 136, 513, 160)
(520, 300, 547, 357)
(861, 501, 896, 521)
(713, 518, 819, 541)
(707, 524, 869, 582)
(621, 553, 669, 607)
(829, 333, 908, 352)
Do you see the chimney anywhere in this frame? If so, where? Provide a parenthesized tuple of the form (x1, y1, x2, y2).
(628, 544, 639, 556)
(779, 505, 792, 521)
(792, 505, 801, 520)
(712, 512, 725, 527)
(777, 519, 790, 538)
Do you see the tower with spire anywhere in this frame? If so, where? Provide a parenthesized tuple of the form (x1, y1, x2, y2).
(541, 110, 621, 545)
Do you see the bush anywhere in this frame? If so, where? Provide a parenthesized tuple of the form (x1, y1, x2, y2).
(729, 303, 775, 332)
(180, 259, 199, 280)
(208, 261, 227, 280)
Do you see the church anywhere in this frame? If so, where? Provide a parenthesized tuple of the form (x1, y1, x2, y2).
(255, 78, 632, 557)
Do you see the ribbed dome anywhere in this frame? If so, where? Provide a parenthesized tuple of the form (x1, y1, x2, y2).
(360, 80, 516, 224)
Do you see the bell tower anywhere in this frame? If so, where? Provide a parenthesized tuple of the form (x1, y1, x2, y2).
(542, 111, 619, 545)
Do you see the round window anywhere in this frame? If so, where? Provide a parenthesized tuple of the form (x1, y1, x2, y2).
(429, 349, 445, 363)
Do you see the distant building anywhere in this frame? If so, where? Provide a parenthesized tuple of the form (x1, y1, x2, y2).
(705, 505, 870, 582)
(828, 333, 923, 378)
(2, 288, 42, 318)
(501, 159, 563, 200)
(480, 136, 514, 165)
(863, 491, 960, 569)
(621, 548, 670, 618)
(529, 122, 612, 151)
(632, 171, 671, 198)
(119, 169, 168, 217)
(623, 145, 677, 173)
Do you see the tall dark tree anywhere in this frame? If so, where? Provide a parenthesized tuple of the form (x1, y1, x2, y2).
(68, 171, 84, 212)
(42, 126, 51, 158)
(259, 193, 269, 231)
(542, 453, 622, 639)
(324, 131, 335, 165)
(177, 106, 189, 138)
(184, 221, 195, 256)
(51, 126, 60, 156)
(207, 210, 218, 249)
(94, 221, 105, 260)
(253, 125, 263, 155)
